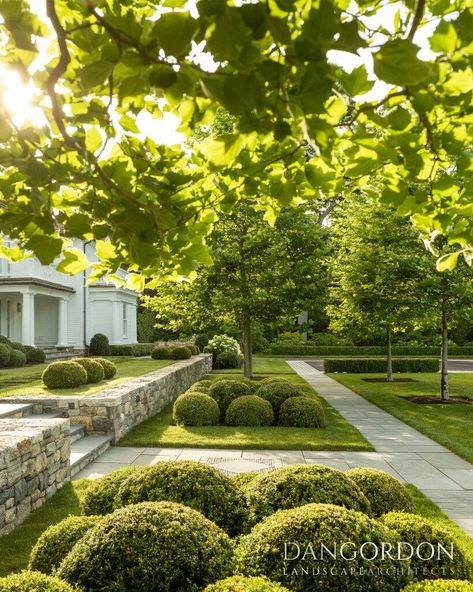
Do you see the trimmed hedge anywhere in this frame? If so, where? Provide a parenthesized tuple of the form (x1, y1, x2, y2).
(89, 333, 110, 356)
(195, 333, 209, 350)
(151, 346, 172, 359)
(115, 460, 250, 536)
(232, 473, 259, 489)
(42, 361, 87, 389)
(0, 335, 11, 345)
(188, 344, 200, 355)
(401, 582, 473, 592)
(269, 344, 473, 356)
(380, 512, 471, 582)
(93, 357, 117, 379)
(24, 346, 46, 364)
(81, 466, 144, 516)
(324, 358, 440, 373)
(169, 345, 192, 359)
(278, 396, 326, 427)
(256, 381, 303, 415)
(209, 380, 252, 415)
(28, 515, 102, 574)
(58, 502, 234, 592)
(187, 379, 213, 393)
(173, 392, 220, 426)
(235, 503, 409, 592)
(110, 343, 154, 356)
(215, 351, 243, 369)
(346, 468, 416, 517)
(0, 344, 10, 366)
(204, 576, 290, 592)
(74, 358, 104, 383)
(8, 349, 26, 367)
(225, 395, 274, 427)
(241, 464, 371, 522)
(0, 572, 76, 592)
(10, 341, 26, 353)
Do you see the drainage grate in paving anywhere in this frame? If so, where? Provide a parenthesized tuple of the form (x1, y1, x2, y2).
(206, 457, 279, 475)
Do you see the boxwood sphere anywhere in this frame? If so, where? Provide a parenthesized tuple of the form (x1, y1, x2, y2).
(188, 343, 200, 354)
(259, 377, 291, 385)
(24, 346, 46, 364)
(42, 361, 88, 389)
(0, 572, 76, 592)
(28, 515, 102, 574)
(256, 381, 303, 415)
(58, 502, 234, 592)
(9, 349, 26, 367)
(74, 358, 104, 383)
(0, 344, 11, 366)
(380, 512, 471, 582)
(401, 581, 473, 592)
(209, 380, 251, 414)
(187, 379, 213, 393)
(170, 346, 192, 359)
(346, 468, 416, 517)
(232, 473, 259, 489)
(115, 460, 250, 536)
(81, 466, 145, 515)
(151, 346, 172, 359)
(241, 464, 371, 522)
(204, 576, 290, 592)
(225, 395, 274, 427)
(235, 503, 409, 592)
(89, 333, 110, 356)
(173, 392, 220, 426)
(278, 396, 326, 427)
(93, 357, 117, 379)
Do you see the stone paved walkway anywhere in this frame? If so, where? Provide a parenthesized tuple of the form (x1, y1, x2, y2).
(75, 361, 473, 537)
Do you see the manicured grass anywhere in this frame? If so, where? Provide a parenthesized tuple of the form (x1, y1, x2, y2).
(117, 373, 372, 451)
(331, 373, 473, 463)
(0, 357, 175, 398)
(216, 356, 294, 374)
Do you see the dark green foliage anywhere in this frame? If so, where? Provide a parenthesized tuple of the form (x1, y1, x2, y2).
(0, 344, 11, 367)
(81, 467, 144, 516)
(74, 358, 104, 384)
(0, 572, 76, 592)
(401, 582, 473, 592)
(346, 468, 415, 517)
(256, 381, 303, 415)
(278, 396, 326, 428)
(195, 334, 210, 350)
(187, 379, 213, 393)
(235, 503, 409, 592)
(110, 343, 154, 356)
(8, 349, 26, 367)
(225, 396, 274, 427)
(381, 512, 471, 582)
(93, 358, 117, 379)
(324, 358, 440, 373)
(89, 333, 110, 356)
(58, 502, 234, 592)
(42, 361, 88, 389)
(115, 460, 250, 536)
(270, 345, 473, 356)
(204, 576, 290, 592)
(241, 464, 371, 523)
(209, 380, 251, 415)
(151, 346, 172, 359)
(173, 392, 220, 426)
(215, 351, 243, 369)
(10, 342, 26, 353)
(169, 346, 192, 359)
(188, 343, 200, 354)
(0, 336, 11, 345)
(28, 515, 102, 575)
(24, 346, 46, 364)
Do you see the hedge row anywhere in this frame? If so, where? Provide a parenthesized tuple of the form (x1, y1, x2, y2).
(269, 344, 473, 356)
(110, 343, 154, 356)
(324, 358, 440, 373)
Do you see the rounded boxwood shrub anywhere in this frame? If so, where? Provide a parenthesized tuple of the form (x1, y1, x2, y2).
(235, 503, 409, 592)
(43, 361, 87, 389)
(215, 351, 243, 369)
(0, 335, 11, 345)
(81, 466, 144, 516)
(256, 381, 303, 415)
(204, 576, 290, 592)
(74, 358, 104, 383)
(195, 333, 209, 350)
(241, 464, 371, 522)
(28, 515, 102, 574)
(8, 349, 26, 367)
(93, 357, 117, 379)
(10, 341, 26, 353)
(89, 333, 110, 356)
(170, 346, 192, 359)
(278, 396, 326, 427)
(24, 346, 46, 364)
(232, 472, 259, 489)
(187, 379, 213, 393)
(402, 582, 473, 592)
(209, 380, 251, 415)
(380, 512, 471, 582)
(259, 377, 290, 385)
(225, 395, 274, 427)
(0, 344, 11, 367)
(173, 392, 220, 426)
(188, 343, 200, 355)
(346, 468, 416, 517)
(115, 460, 250, 536)
(151, 346, 172, 359)
(58, 501, 234, 592)
(0, 572, 76, 592)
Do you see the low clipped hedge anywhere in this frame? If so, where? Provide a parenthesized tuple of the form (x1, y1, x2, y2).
(278, 396, 326, 427)
(346, 468, 416, 517)
(28, 515, 102, 574)
(225, 395, 274, 427)
(58, 502, 234, 592)
(115, 460, 250, 536)
(235, 503, 409, 592)
(269, 344, 473, 356)
(81, 466, 144, 516)
(0, 572, 76, 592)
(209, 380, 251, 415)
(74, 358, 104, 383)
(380, 512, 471, 582)
(110, 343, 154, 356)
(256, 381, 303, 415)
(204, 576, 290, 592)
(401, 581, 473, 592)
(324, 358, 440, 373)
(42, 361, 87, 389)
(173, 392, 220, 426)
(241, 464, 371, 523)
(8, 349, 26, 367)
(93, 357, 117, 379)
(24, 346, 46, 364)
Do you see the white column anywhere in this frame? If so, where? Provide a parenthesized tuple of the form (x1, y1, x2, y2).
(111, 300, 121, 344)
(56, 297, 68, 347)
(21, 292, 35, 346)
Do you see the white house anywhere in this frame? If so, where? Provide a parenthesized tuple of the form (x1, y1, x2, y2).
(0, 240, 138, 351)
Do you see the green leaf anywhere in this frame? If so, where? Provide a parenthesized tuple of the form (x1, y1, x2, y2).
(298, 66, 333, 114)
(56, 248, 90, 275)
(79, 61, 114, 90)
(26, 235, 63, 265)
(85, 127, 102, 152)
(340, 66, 373, 96)
(153, 12, 198, 56)
(96, 240, 116, 261)
(119, 115, 140, 133)
(444, 70, 473, 95)
(373, 39, 438, 86)
(126, 273, 145, 292)
(436, 252, 459, 272)
(387, 107, 412, 131)
(200, 134, 245, 166)
(430, 21, 458, 54)
(223, 74, 263, 114)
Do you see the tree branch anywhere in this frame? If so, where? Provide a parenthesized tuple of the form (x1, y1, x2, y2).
(407, 0, 426, 41)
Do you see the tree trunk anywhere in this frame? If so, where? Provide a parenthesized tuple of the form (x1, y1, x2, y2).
(242, 313, 253, 379)
(440, 304, 449, 401)
(386, 327, 393, 382)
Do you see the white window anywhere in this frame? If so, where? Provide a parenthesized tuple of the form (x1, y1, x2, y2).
(122, 303, 127, 337)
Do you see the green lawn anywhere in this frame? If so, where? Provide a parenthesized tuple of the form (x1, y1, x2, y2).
(331, 373, 473, 463)
(117, 373, 372, 451)
(214, 357, 294, 374)
(0, 357, 174, 398)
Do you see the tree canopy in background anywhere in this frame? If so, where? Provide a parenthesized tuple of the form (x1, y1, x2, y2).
(0, 0, 471, 284)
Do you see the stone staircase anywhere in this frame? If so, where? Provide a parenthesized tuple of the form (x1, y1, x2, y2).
(0, 401, 111, 477)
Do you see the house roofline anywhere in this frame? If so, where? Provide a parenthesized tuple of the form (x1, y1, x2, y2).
(0, 277, 75, 293)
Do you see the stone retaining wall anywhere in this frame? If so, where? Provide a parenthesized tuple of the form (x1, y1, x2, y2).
(0, 418, 70, 536)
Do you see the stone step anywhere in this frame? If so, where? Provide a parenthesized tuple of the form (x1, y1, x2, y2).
(0, 402, 33, 419)
(70, 424, 85, 444)
(70, 434, 112, 477)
